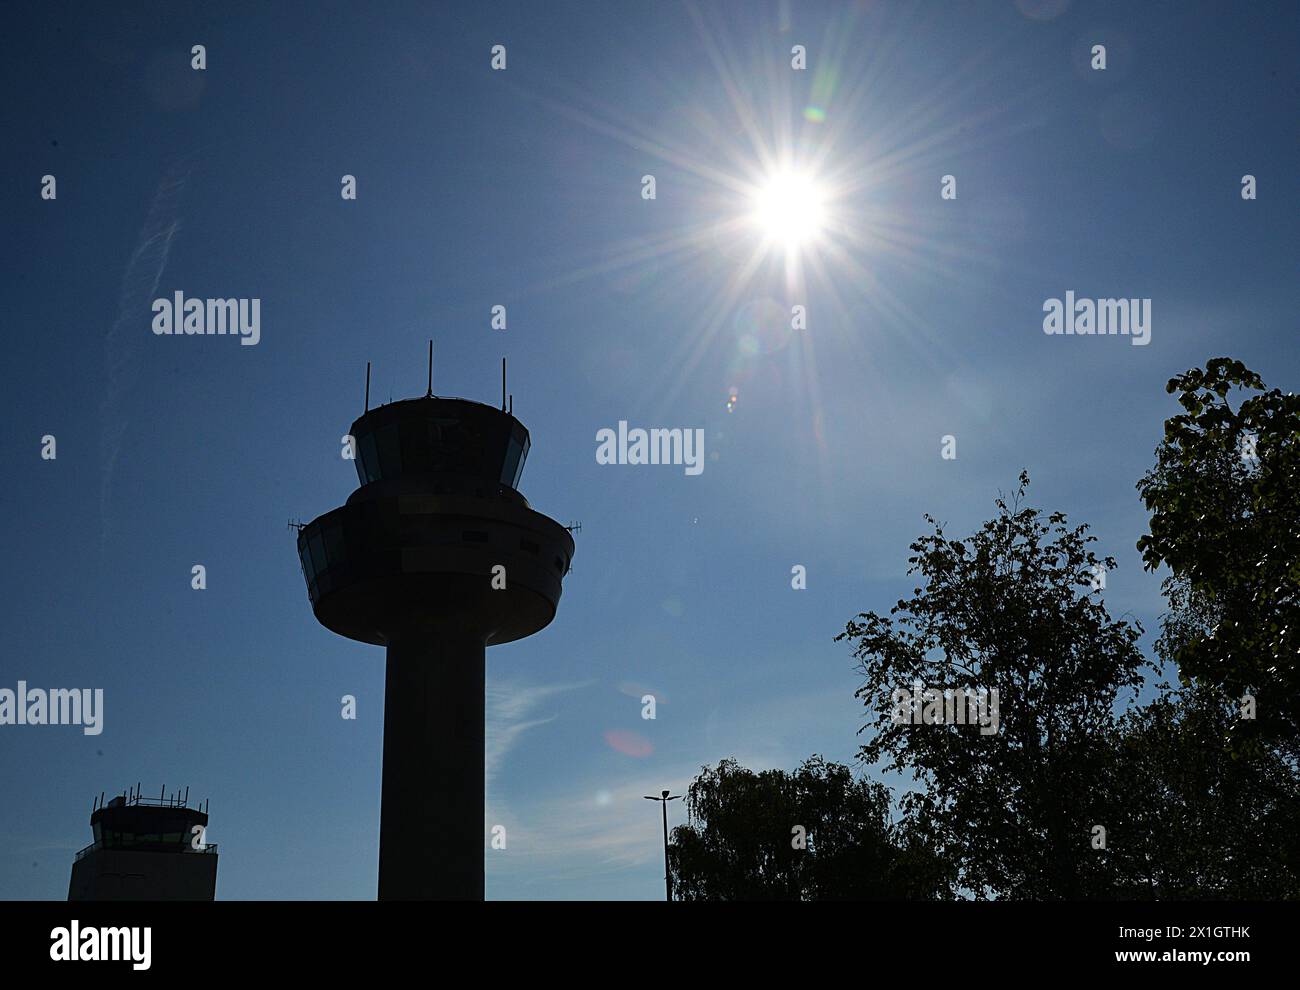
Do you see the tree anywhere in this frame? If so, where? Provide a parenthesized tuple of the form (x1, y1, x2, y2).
(1103, 686, 1300, 898)
(836, 473, 1148, 899)
(667, 756, 953, 900)
(1137, 357, 1300, 746)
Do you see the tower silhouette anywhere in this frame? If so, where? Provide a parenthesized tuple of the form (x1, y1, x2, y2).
(297, 366, 573, 900)
(69, 787, 217, 901)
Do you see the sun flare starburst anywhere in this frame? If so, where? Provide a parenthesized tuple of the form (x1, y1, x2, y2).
(750, 170, 828, 250)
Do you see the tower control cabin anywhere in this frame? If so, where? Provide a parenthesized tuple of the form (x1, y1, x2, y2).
(296, 387, 574, 900)
(68, 787, 217, 901)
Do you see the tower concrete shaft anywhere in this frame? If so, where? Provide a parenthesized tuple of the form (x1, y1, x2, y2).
(379, 632, 485, 900)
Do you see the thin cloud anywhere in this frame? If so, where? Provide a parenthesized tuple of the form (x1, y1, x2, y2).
(99, 159, 191, 554)
(485, 677, 593, 792)
(484, 684, 862, 895)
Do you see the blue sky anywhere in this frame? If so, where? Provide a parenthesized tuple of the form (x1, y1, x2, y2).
(2, 0, 1298, 899)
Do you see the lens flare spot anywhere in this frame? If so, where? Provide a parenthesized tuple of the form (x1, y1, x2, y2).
(603, 729, 654, 758)
(733, 298, 791, 357)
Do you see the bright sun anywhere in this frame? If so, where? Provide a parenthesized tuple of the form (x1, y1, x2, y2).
(751, 170, 827, 249)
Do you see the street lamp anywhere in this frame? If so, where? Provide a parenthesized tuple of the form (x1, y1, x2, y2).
(644, 789, 682, 901)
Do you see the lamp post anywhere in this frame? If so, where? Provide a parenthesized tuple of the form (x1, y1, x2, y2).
(643, 789, 682, 901)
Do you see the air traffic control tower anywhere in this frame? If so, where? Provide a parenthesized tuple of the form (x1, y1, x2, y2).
(296, 366, 574, 900)
(69, 787, 217, 900)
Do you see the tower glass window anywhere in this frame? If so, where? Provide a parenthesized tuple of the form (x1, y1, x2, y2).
(323, 524, 345, 566)
(308, 532, 327, 579)
(358, 433, 380, 485)
(502, 431, 529, 488)
(375, 423, 402, 478)
(400, 417, 430, 474)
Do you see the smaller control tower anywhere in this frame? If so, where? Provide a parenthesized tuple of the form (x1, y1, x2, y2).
(68, 785, 218, 901)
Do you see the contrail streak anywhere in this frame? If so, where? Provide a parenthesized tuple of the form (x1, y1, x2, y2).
(98, 159, 191, 555)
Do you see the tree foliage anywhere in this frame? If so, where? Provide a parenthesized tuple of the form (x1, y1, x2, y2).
(1137, 357, 1300, 745)
(1103, 686, 1300, 898)
(671, 356, 1300, 901)
(836, 473, 1148, 898)
(667, 756, 953, 900)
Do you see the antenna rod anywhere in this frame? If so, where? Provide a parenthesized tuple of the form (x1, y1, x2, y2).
(427, 341, 433, 398)
(502, 357, 507, 412)
(365, 362, 371, 412)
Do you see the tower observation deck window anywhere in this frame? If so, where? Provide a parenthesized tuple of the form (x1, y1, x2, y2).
(348, 398, 532, 489)
(502, 431, 529, 488)
(323, 524, 345, 567)
(375, 423, 402, 478)
(308, 532, 327, 579)
(358, 433, 380, 485)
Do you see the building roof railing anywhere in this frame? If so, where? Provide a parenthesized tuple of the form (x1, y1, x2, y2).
(74, 840, 218, 862)
(93, 785, 210, 815)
